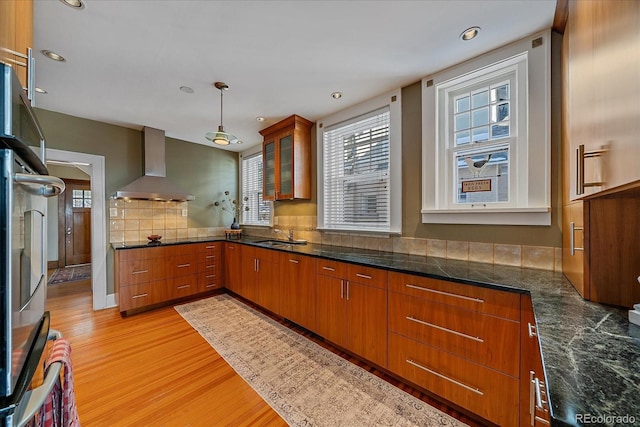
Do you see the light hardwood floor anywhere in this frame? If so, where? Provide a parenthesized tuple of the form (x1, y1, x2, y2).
(44, 280, 484, 427)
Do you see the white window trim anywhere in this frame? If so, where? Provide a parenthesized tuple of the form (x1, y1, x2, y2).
(422, 30, 551, 226)
(317, 89, 402, 235)
(239, 145, 273, 227)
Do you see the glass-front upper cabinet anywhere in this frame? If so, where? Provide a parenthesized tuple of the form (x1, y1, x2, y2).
(259, 115, 313, 201)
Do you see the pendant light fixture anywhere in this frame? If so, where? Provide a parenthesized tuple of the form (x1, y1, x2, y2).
(206, 82, 239, 145)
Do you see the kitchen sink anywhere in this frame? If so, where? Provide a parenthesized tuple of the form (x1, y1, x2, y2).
(255, 239, 307, 246)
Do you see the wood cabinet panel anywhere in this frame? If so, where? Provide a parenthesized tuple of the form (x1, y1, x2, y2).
(389, 272, 521, 321)
(389, 332, 519, 427)
(165, 274, 199, 300)
(520, 296, 551, 426)
(388, 291, 520, 376)
(118, 258, 165, 286)
(316, 274, 348, 348)
(225, 243, 242, 293)
(166, 254, 197, 277)
(280, 252, 316, 332)
(119, 281, 164, 311)
(347, 281, 387, 368)
(315, 258, 347, 278)
(561, 201, 587, 298)
(346, 264, 388, 290)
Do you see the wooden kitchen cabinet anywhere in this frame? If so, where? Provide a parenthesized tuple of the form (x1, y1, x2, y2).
(564, 0, 640, 200)
(240, 246, 280, 314)
(387, 271, 520, 426)
(315, 259, 388, 368)
(520, 296, 551, 426)
(0, 0, 33, 89)
(224, 242, 242, 294)
(561, 201, 587, 298)
(259, 115, 313, 201)
(115, 243, 220, 314)
(280, 252, 316, 332)
(195, 242, 223, 293)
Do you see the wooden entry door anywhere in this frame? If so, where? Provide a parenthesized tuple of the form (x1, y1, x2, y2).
(59, 179, 92, 266)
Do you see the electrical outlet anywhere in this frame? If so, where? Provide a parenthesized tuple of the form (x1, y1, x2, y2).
(182, 209, 188, 217)
(109, 208, 118, 218)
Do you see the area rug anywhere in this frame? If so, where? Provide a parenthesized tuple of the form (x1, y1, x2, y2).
(175, 294, 467, 427)
(48, 264, 91, 285)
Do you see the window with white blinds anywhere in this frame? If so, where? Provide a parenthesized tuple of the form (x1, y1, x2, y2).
(241, 152, 271, 226)
(322, 107, 391, 231)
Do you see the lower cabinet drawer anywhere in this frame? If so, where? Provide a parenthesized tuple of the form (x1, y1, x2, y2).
(197, 270, 221, 292)
(388, 291, 520, 376)
(119, 281, 164, 311)
(166, 274, 199, 299)
(388, 333, 519, 427)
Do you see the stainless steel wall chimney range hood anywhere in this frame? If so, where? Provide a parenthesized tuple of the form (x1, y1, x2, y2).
(113, 127, 195, 201)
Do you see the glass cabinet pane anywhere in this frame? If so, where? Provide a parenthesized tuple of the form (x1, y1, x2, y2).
(278, 134, 293, 197)
(264, 141, 276, 199)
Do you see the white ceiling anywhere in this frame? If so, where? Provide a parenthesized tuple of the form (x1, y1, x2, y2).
(33, 0, 556, 152)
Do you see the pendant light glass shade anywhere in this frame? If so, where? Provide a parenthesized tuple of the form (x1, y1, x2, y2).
(206, 82, 240, 145)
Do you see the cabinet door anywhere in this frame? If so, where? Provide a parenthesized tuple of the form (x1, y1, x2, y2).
(520, 297, 551, 426)
(255, 254, 280, 315)
(240, 246, 259, 302)
(347, 281, 387, 368)
(280, 253, 316, 332)
(277, 133, 294, 199)
(316, 274, 348, 348)
(562, 201, 587, 298)
(263, 140, 276, 201)
(224, 243, 242, 293)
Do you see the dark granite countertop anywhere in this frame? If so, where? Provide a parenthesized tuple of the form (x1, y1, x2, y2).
(113, 236, 640, 426)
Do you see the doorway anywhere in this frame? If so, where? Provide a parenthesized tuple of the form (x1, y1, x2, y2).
(58, 178, 92, 267)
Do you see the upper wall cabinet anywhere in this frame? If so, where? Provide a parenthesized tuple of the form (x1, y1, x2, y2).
(564, 0, 640, 200)
(0, 0, 33, 88)
(259, 115, 313, 201)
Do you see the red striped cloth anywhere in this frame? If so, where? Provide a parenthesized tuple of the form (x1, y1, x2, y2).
(29, 338, 80, 427)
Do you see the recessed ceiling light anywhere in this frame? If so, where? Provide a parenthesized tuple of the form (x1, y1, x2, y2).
(331, 92, 342, 99)
(256, 116, 265, 122)
(41, 50, 66, 62)
(34, 87, 47, 94)
(179, 86, 194, 94)
(59, 0, 85, 9)
(460, 27, 481, 41)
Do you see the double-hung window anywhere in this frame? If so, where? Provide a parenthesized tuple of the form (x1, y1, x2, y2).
(422, 31, 551, 225)
(240, 151, 271, 226)
(318, 90, 401, 234)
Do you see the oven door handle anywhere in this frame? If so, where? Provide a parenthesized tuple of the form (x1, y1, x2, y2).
(14, 173, 66, 197)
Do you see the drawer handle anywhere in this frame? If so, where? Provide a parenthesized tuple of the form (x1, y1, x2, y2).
(405, 284, 484, 303)
(205, 274, 216, 278)
(569, 222, 584, 256)
(177, 263, 191, 268)
(356, 273, 372, 279)
(406, 359, 483, 396)
(132, 293, 148, 299)
(206, 245, 215, 249)
(205, 284, 216, 288)
(535, 416, 550, 425)
(206, 255, 215, 259)
(534, 377, 547, 410)
(205, 265, 215, 269)
(528, 323, 537, 338)
(177, 284, 191, 290)
(289, 259, 299, 264)
(322, 266, 335, 271)
(132, 270, 148, 275)
(406, 316, 484, 343)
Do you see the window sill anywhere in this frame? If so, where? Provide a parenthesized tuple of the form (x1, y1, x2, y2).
(317, 227, 401, 238)
(421, 207, 550, 226)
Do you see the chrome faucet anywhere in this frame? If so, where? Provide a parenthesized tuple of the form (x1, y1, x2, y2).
(274, 228, 294, 242)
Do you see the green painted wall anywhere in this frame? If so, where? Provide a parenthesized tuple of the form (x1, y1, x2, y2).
(36, 108, 238, 294)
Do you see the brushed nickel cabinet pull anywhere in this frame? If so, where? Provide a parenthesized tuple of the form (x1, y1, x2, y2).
(205, 265, 215, 269)
(528, 323, 537, 338)
(569, 222, 584, 256)
(406, 316, 484, 343)
(405, 284, 484, 303)
(356, 273, 372, 279)
(177, 284, 190, 290)
(177, 263, 191, 268)
(289, 259, 299, 264)
(205, 284, 216, 288)
(132, 270, 148, 275)
(346, 281, 350, 301)
(529, 371, 536, 426)
(406, 359, 483, 395)
(576, 144, 606, 195)
(205, 245, 215, 249)
(340, 280, 344, 299)
(132, 293, 148, 299)
(206, 255, 215, 259)
(322, 266, 335, 271)
(205, 274, 215, 278)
